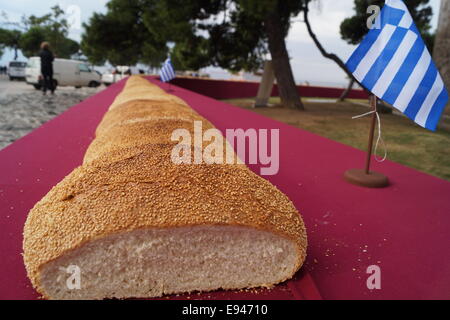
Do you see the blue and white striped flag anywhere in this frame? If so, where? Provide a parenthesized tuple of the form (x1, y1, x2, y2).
(159, 58, 176, 82)
(346, 0, 448, 131)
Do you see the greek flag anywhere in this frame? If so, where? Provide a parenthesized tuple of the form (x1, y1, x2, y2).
(346, 0, 448, 131)
(159, 58, 176, 82)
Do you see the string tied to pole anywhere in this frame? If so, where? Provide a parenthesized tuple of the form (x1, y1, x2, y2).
(352, 110, 387, 163)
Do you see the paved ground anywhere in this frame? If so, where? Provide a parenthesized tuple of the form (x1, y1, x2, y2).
(0, 75, 36, 97)
(0, 75, 103, 150)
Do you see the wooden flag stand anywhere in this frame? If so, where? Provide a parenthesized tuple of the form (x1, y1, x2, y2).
(344, 94, 389, 188)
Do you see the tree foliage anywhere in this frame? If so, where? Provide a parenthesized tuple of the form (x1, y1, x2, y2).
(82, 0, 306, 109)
(340, 0, 434, 50)
(0, 28, 21, 59)
(139, 0, 305, 72)
(81, 0, 168, 67)
(81, 0, 308, 72)
(0, 6, 79, 59)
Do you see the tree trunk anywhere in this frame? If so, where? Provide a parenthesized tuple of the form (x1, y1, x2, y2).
(339, 78, 355, 101)
(434, 0, 450, 100)
(255, 60, 276, 107)
(265, 11, 304, 110)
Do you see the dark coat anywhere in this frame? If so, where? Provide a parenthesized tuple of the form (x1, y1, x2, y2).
(39, 49, 54, 75)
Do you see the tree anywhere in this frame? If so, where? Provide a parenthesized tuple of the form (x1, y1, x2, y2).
(0, 6, 79, 59)
(261, 1, 305, 109)
(170, 0, 306, 109)
(21, 6, 80, 58)
(82, 0, 306, 110)
(433, 0, 449, 101)
(81, 0, 169, 67)
(0, 29, 21, 60)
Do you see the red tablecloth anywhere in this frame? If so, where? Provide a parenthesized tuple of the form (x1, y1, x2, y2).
(1, 77, 449, 300)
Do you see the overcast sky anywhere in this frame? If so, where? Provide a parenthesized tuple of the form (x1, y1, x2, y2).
(0, 0, 442, 87)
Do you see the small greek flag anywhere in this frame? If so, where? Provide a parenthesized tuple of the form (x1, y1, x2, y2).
(159, 58, 176, 82)
(346, 0, 448, 131)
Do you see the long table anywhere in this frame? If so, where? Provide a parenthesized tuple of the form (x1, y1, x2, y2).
(0, 77, 448, 299)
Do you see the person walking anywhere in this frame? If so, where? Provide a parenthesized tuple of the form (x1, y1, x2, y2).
(39, 42, 55, 95)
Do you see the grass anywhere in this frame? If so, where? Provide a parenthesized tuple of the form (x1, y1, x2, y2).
(222, 97, 450, 181)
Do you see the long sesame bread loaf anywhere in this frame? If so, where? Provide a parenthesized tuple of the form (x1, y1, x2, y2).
(23, 76, 307, 300)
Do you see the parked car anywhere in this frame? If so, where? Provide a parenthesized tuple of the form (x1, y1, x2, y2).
(102, 66, 139, 86)
(8, 61, 27, 81)
(25, 57, 101, 90)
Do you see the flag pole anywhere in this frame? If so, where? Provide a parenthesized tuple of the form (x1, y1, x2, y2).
(365, 94, 378, 174)
(344, 94, 389, 188)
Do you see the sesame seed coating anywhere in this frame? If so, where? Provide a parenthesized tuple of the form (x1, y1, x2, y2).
(84, 118, 215, 164)
(22, 76, 307, 297)
(96, 99, 201, 136)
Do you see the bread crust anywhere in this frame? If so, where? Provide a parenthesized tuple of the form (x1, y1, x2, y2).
(84, 118, 215, 163)
(108, 77, 188, 110)
(24, 143, 307, 296)
(96, 99, 200, 136)
(23, 76, 307, 298)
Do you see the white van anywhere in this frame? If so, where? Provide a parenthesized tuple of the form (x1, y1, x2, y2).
(26, 57, 101, 90)
(8, 61, 27, 80)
